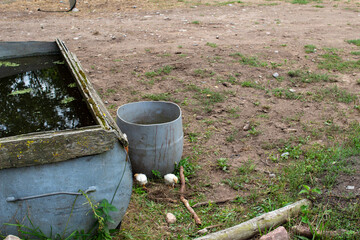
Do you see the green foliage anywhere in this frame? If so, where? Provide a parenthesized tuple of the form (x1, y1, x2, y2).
(174, 157, 199, 180)
(217, 158, 230, 172)
(298, 184, 322, 200)
(318, 50, 360, 72)
(193, 69, 215, 78)
(145, 65, 173, 78)
(0, 61, 20, 67)
(151, 170, 162, 179)
(304, 44, 317, 53)
(230, 53, 268, 67)
(272, 88, 301, 100)
(288, 70, 336, 83)
(314, 86, 357, 103)
(9, 88, 33, 96)
(142, 92, 171, 101)
(206, 42, 217, 48)
(351, 51, 360, 55)
(346, 39, 360, 46)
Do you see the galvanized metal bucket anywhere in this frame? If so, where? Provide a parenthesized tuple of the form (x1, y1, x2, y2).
(116, 101, 183, 177)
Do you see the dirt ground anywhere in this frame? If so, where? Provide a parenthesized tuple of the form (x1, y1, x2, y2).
(1, 0, 360, 238)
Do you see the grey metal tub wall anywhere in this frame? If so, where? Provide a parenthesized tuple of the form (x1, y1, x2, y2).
(116, 101, 183, 177)
(0, 142, 132, 237)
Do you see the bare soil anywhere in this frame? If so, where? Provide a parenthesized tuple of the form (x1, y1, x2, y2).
(1, 0, 359, 238)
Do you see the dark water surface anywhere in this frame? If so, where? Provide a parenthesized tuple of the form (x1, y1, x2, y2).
(0, 55, 97, 138)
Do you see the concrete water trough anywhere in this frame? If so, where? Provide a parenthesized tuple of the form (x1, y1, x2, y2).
(0, 39, 132, 238)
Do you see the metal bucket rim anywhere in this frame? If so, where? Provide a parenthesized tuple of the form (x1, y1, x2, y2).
(116, 101, 182, 126)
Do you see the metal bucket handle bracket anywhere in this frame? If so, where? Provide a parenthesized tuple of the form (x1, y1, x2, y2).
(6, 186, 96, 202)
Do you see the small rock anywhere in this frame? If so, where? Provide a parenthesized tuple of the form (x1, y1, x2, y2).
(113, 94, 121, 101)
(274, 50, 279, 53)
(132, 5, 137, 8)
(269, 173, 276, 178)
(289, 88, 296, 93)
(71, 7, 79, 12)
(259, 226, 289, 240)
(166, 213, 176, 224)
(346, 186, 355, 190)
(281, 152, 289, 158)
(222, 82, 231, 87)
(216, 35, 220, 39)
(285, 128, 297, 133)
(197, 228, 208, 234)
(273, 72, 279, 78)
(104, 100, 109, 104)
(243, 123, 250, 131)
(196, 115, 203, 120)
(5, 236, 21, 240)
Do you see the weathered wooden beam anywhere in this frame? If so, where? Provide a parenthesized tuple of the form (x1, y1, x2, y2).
(0, 128, 117, 169)
(194, 199, 311, 240)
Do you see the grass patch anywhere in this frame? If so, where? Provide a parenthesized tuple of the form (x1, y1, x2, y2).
(145, 65, 173, 78)
(193, 69, 215, 78)
(346, 39, 360, 46)
(287, 70, 337, 83)
(318, 50, 360, 72)
(230, 53, 268, 67)
(304, 44, 317, 53)
(272, 88, 302, 100)
(206, 42, 217, 48)
(313, 86, 357, 103)
(142, 92, 171, 101)
(351, 51, 360, 56)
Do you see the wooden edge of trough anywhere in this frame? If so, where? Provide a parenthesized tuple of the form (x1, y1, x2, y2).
(0, 39, 128, 169)
(0, 127, 118, 170)
(56, 39, 128, 148)
(194, 199, 311, 240)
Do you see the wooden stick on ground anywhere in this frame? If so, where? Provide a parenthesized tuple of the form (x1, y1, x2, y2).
(192, 197, 236, 208)
(180, 166, 202, 225)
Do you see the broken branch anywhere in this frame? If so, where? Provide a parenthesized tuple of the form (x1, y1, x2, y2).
(180, 166, 202, 225)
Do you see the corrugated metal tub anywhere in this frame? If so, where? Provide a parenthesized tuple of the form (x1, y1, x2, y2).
(0, 40, 132, 238)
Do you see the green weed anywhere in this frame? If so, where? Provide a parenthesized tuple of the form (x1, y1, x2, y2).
(287, 70, 337, 83)
(206, 42, 217, 48)
(304, 44, 317, 53)
(346, 39, 360, 46)
(230, 53, 268, 67)
(217, 158, 230, 172)
(145, 65, 173, 78)
(142, 93, 171, 101)
(318, 50, 360, 72)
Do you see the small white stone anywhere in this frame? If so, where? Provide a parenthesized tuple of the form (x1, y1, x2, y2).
(166, 213, 176, 224)
(281, 152, 289, 157)
(71, 8, 79, 12)
(346, 186, 355, 190)
(289, 88, 296, 92)
(273, 72, 279, 78)
(5, 235, 21, 240)
(198, 228, 208, 234)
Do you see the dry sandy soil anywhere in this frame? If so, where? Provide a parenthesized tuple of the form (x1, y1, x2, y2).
(1, 0, 360, 238)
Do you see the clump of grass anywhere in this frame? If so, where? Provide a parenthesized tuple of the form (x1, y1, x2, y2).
(240, 80, 264, 90)
(191, 20, 200, 24)
(346, 39, 360, 46)
(304, 44, 317, 53)
(230, 53, 268, 67)
(216, 1, 243, 6)
(313, 86, 357, 103)
(206, 42, 217, 48)
(145, 65, 173, 78)
(193, 69, 215, 78)
(288, 70, 337, 83)
(318, 50, 360, 72)
(351, 51, 360, 56)
(217, 158, 230, 172)
(142, 92, 171, 101)
(272, 88, 302, 100)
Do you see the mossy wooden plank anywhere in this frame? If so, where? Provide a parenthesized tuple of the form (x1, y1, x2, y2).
(0, 128, 117, 169)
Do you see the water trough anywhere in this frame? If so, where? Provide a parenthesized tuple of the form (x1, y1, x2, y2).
(0, 39, 132, 238)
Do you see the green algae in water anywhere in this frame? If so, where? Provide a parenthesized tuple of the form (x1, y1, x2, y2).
(0, 61, 20, 67)
(0, 55, 97, 138)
